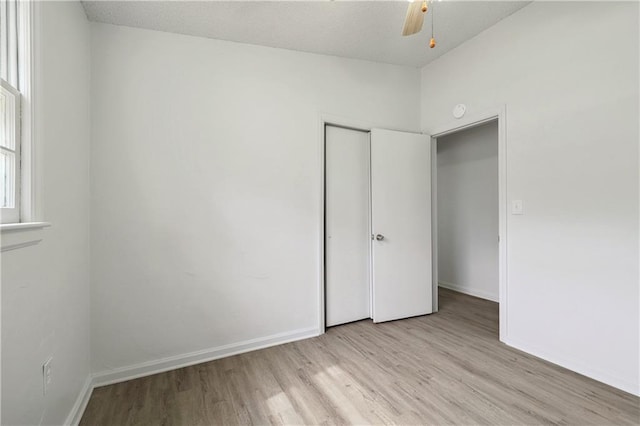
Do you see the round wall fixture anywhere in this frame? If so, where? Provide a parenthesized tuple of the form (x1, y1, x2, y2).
(452, 104, 466, 119)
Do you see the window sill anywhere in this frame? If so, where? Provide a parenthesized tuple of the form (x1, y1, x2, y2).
(1, 221, 51, 232)
(1, 222, 51, 252)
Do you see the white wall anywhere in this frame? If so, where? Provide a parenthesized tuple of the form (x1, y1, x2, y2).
(1, 2, 91, 424)
(437, 120, 498, 302)
(422, 2, 639, 395)
(90, 23, 420, 375)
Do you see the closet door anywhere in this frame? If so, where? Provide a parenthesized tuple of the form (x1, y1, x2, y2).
(371, 128, 432, 323)
(325, 125, 371, 327)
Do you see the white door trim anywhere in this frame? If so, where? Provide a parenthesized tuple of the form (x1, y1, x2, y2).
(427, 106, 508, 342)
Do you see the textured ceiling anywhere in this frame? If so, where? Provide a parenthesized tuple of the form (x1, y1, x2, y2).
(82, 1, 531, 68)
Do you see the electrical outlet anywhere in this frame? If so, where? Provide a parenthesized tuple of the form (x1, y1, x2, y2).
(43, 358, 53, 395)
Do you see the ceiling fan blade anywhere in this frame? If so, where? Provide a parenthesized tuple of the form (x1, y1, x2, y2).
(402, 1, 425, 36)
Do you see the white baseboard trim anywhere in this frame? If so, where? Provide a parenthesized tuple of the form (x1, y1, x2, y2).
(505, 336, 640, 397)
(438, 280, 498, 302)
(65, 325, 638, 424)
(64, 327, 318, 424)
(92, 326, 319, 388)
(64, 375, 94, 426)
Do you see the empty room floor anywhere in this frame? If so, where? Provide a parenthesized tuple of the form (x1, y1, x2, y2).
(80, 289, 639, 425)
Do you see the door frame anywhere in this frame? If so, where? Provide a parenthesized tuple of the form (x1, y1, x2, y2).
(428, 106, 508, 342)
(317, 114, 374, 335)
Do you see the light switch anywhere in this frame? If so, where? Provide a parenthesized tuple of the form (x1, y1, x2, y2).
(512, 200, 523, 215)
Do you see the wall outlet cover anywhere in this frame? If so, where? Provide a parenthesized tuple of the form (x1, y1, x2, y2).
(43, 358, 53, 395)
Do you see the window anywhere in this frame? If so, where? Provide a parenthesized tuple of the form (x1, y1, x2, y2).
(1, 0, 33, 225)
(0, 79, 20, 223)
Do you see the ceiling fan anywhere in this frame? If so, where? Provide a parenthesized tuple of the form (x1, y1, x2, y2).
(402, 0, 437, 48)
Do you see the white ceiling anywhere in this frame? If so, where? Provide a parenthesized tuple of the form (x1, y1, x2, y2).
(82, 1, 531, 68)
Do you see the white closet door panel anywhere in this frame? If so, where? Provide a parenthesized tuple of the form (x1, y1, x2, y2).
(371, 128, 432, 323)
(325, 125, 371, 327)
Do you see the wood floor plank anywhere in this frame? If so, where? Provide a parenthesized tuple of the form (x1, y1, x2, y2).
(81, 289, 640, 425)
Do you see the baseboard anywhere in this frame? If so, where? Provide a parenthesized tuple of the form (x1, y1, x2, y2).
(505, 336, 640, 397)
(64, 327, 318, 424)
(64, 375, 94, 426)
(66, 325, 638, 424)
(438, 280, 498, 302)
(92, 326, 319, 388)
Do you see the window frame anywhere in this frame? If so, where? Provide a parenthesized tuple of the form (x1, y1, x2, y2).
(0, 0, 38, 226)
(0, 78, 21, 224)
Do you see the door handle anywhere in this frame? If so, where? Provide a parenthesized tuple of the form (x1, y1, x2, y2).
(375, 234, 385, 241)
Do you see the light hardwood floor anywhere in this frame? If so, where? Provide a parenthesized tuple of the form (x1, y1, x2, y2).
(81, 289, 639, 425)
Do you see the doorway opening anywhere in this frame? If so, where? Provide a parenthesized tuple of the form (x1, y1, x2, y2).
(430, 109, 507, 341)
